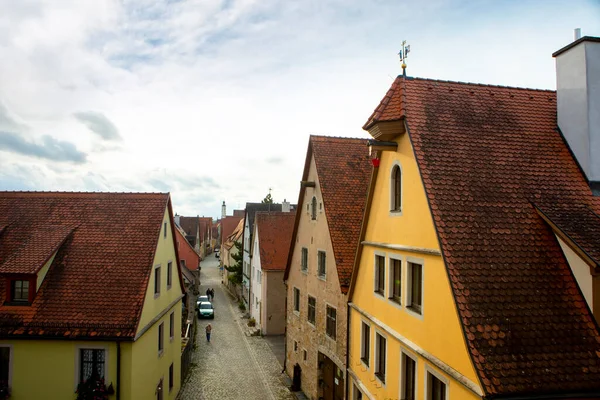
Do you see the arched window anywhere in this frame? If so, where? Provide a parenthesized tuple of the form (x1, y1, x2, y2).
(391, 164, 401, 212)
(311, 196, 317, 220)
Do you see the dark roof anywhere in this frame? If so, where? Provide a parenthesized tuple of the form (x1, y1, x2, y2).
(255, 211, 296, 271)
(179, 216, 198, 245)
(364, 75, 600, 396)
(0, 191, 182, 339)
(552, 36, 600, 57)
(244, 203, 283, 235)
(284, 136, 371, 293)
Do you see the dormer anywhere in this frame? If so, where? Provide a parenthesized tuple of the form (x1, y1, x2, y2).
(0, 225, 74, 305)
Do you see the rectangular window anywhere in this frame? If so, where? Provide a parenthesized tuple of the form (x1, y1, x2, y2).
(158, 322, 164, 354)
(169, 312, 175, 340)
(301, 247, 308, 272)
(428, 372, 446, 400)
(0, 347, 9, 389)
(307, 296, 316, 324)
(11, 280, 29, 302)
(374, 255, 385, 295)
(303, 349, 307, 361)
(402, 353, 416, 400)
(294, 341, 298, 352)
(390, 258, 401, 304)
(360, 322, 370, 366)
(408, 262, 423, 314)
(167, 261, 172, 288)
(375, 333, 386, 383)
(353, 383, 363, 400)
(318, 251, 326, 278)
(156, 378, 164, 400)
(154, 266, 161, 296)
(79, 349, 105, 383)
(293, 288, 300, 313)
(169, 363, 174, 391)
(326, 306, 337, 340)
(164, 222, 167, 238)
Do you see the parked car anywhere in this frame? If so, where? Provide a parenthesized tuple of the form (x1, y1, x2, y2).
(196, 295, 209, 309)
(197, 302, 214, 319)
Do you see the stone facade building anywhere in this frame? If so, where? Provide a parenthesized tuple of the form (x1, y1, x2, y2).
(284, 136, 370, 400)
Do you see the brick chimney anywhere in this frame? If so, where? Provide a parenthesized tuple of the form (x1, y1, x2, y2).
(553, 34, 600, 195)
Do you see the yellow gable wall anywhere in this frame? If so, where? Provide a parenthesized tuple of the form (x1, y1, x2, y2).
(1, 340, 118, 399)
(36, 251, 57, 290)
(349, 131, 482, 399)
(131, 205, 183, 399)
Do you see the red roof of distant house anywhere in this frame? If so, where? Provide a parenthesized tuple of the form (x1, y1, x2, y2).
(0, 191, 181, 339)
(363, 75, 600, 396)
(220, 216, 242, 245)
(285, 136, 371, 293)
(255, 212, 296, 271)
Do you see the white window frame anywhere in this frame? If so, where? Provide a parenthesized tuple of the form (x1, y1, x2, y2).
(360, 320, 370, 368)
(169, 311, 175, 341)
(390, 160, 403, 216)
(307, 295, 316, 327)
(154, 264, 161, 298)
(406, 257, 424, 319)
(373, 251, 386, 297)
(400, 348, 418, 400)
(317, 249, 327, 280)
(425, 365, 449, 400)
(301, 247, 308, 273)
(293, 287, 300, 315)
(74, 344, 108, 390)
(388, 254, 403, 308)
(325, 303, 337, 341)
(167, 260, 173, 289)
(158, 322, 165, 357)
(374, 330, 387, 385)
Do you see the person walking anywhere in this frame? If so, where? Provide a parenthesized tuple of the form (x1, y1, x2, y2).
(205, 324, 212, 342)
(209, 288, 215, 301)
(206, 288, 211, 301)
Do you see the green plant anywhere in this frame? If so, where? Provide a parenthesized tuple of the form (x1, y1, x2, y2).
(75, 376, 113, 400)
(248, 317, 256, 327)
(238, 300, 246, 311)
(224, 242, 243, 284)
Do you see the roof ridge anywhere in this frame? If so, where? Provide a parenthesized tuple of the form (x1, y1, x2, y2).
(0, 191, 168, 197)
(405, 75, 555, 93)
(310, 134, 369, 142)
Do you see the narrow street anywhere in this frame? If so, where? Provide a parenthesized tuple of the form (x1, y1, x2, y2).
(178, 253, 294, 400)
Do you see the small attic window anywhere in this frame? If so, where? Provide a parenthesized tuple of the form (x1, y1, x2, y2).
(12, 280, 29, 302)
(311, 197, 317, 220)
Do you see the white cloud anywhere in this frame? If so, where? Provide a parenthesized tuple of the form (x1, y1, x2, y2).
(0, 0, 598, 217)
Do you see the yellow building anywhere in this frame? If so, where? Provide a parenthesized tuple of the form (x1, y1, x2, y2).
(0, 192, 185, 400)
(348, 49, 600, 400)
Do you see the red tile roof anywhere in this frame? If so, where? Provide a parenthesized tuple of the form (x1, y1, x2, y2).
(0, 191, 181, 339)
(220, 216, 242, 246)
(255, 211, 296, 271)
(285, 136, 371, 293)
(365, 76, 600, 396)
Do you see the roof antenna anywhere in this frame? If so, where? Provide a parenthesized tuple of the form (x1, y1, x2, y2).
(398, 40, 410, 77)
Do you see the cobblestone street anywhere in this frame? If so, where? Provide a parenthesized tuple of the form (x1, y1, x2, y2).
(178, 253, 295, 400)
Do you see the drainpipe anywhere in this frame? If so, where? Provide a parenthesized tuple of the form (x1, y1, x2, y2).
(117, 341, 121, 400)
(345, 302, 351, 400)
(282, 281, 288, 374)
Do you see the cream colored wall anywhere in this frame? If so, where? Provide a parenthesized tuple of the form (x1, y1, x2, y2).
(349, 132, 482, 399)
(129, 303, 181, 400)
(131, 205, 183, 399)
(36, 252, 57, 290)
(137, 206, 183, 333)
(285, 155, 348, 399)
(263, 270, 286, 335)
(1, 340, 117, 399)
(556, 235, 594, 311)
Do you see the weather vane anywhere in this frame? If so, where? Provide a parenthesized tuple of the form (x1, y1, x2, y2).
(398, 40, 410, 76)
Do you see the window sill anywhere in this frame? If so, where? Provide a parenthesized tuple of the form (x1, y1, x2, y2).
(154, 293, 161, 299)
(374, 291, 385, 298)
(167, 285, 172, 290)
(389, 210, 403, 217)
(293, 310, 300, 317)
(375, 372, 386, 385)
(301, 269, 308, 275)
(317, 275, 326, 281)
(406, 305, 423, 319)
(170, 336, 174, 342)
(158, 350, 164, 358)
(360, 358, 369, 369)
(307, 321, 316, 329)
(388, 298, 402, 310)
(325, 334, 337, 342)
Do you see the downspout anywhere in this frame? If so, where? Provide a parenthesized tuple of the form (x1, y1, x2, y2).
(282, 281, 288, 374)
(117, 341, 121, 400)
(345, 300, 351, 400)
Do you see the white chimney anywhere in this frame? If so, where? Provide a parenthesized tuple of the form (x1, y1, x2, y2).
(282, 199, 291, 213)
(574, 28, 582, 41)
(174, 214, 180, 226)
(553, 36, 600, 195)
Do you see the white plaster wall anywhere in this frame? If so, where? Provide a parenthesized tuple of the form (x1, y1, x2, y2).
(250, 225, 262, 326)
(556, 39, 600, 182)
(556, 235, 593, 311)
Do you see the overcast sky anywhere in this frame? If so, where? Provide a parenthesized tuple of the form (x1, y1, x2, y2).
(0, 0, 598, 218)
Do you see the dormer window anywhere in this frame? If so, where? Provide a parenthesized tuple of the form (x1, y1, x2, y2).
(311, 197, 317, 220)
(12, 280, 29, 302)
(391, 163, 402, 212)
